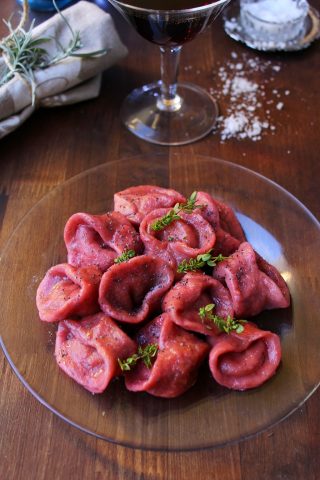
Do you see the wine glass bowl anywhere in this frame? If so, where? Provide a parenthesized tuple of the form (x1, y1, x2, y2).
(108, 0, 230, 145)
(113, 0, 227, 47)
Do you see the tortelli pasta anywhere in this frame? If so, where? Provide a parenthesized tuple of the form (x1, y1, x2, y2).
(36, 185, 290, 397)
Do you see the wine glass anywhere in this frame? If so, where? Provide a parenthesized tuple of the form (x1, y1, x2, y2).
(108, 0, 230, 145)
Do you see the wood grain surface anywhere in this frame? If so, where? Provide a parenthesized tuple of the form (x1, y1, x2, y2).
(0, 1, 319, 479)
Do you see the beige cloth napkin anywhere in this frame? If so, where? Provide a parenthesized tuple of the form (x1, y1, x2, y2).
(0, 1, 128, 139)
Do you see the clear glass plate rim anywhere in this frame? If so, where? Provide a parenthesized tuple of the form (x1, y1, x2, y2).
(1, 329, 319, 451)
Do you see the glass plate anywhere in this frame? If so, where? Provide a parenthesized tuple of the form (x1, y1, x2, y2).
(1, 153, 319, 451)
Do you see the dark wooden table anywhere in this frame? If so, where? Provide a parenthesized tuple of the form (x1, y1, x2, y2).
(1, 1, 319, 478)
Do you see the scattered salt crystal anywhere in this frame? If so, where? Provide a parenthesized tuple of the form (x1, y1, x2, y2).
(208, 51, 287, 141)
(285, 90, 290, 95)
(276, 102, 284, 110)
(247, 120, 263, 138)
(231, 77, 258, 95)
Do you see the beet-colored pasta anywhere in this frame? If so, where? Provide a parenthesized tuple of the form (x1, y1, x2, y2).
(256, 253, 291, 307)
(55, 313, 137, 393)
(114, 185, 186, 226)
(208, 322, 281, 390)
(99, 255, 174, 324)
(36, 263, 101, 322)
(64, 211, 143, 272)
(124, 314, 210, 398)
(213, 198, 246, 243)
(37, 184, 291, 398)
(213, 242, 290, 317)
(139, 207, 216, 270)
(163, 272, 234, 336)
(196, 191, 245, 256)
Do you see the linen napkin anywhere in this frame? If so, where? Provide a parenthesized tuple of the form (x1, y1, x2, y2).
(0, 1, 128, 139)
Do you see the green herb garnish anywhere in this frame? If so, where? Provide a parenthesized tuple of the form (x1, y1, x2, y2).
(198, 304, 246, 334)
(0, 0, 107, 105)
(118, 344, 158, 372)
(114, 249, 135, 264)
(151, 191, 205, 231)
(177, 252, 227, 273)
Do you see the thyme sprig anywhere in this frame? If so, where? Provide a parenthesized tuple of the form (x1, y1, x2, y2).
(151, 191, 205, 231)
(177, 252, 227, 273)
(199, 304, 247, 334)
(114, 249, 135, 264)
(0, 0, 107, 105)
(118, 344, 158, 372)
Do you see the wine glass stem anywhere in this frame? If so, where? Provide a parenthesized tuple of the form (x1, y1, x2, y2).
(157, 46, 182, 112)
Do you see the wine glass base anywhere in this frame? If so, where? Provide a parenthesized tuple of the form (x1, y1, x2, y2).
(120, 82, 219, 146)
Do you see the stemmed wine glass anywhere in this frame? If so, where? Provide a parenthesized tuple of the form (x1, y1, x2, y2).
(108, 0, 230, 145)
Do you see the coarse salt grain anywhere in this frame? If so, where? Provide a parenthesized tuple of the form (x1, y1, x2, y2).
(220, 112, 248, 140)
(209, 51, 288, 141)
(231, 77, 258, 96)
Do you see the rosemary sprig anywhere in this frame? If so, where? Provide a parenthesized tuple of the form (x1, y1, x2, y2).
(0, 0, 107, 105)
(114, 249, 135, 264)
(198, 304, 247, 334)
(118, 344, 158, 372)
(45, 1, 107, 67)
(0, 18, 49, 98)
(151, 191, 205, 231)
(177, 252, 227, 273)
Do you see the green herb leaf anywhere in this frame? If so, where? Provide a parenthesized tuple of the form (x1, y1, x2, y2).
(205, 303, 215, 312)
(150, 209, 180, 232)
(177, 258, 204, 273)
(118, 344, 158, 372)
(150, 192, 205, 231)
(198, 304, 247, 334)
(114, 249, 136, 264)
(177, 251, 228, 273)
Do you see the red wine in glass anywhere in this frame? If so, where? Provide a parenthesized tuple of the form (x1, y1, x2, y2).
(108, 0, 230, 145)
(121, 0, 222, 46)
